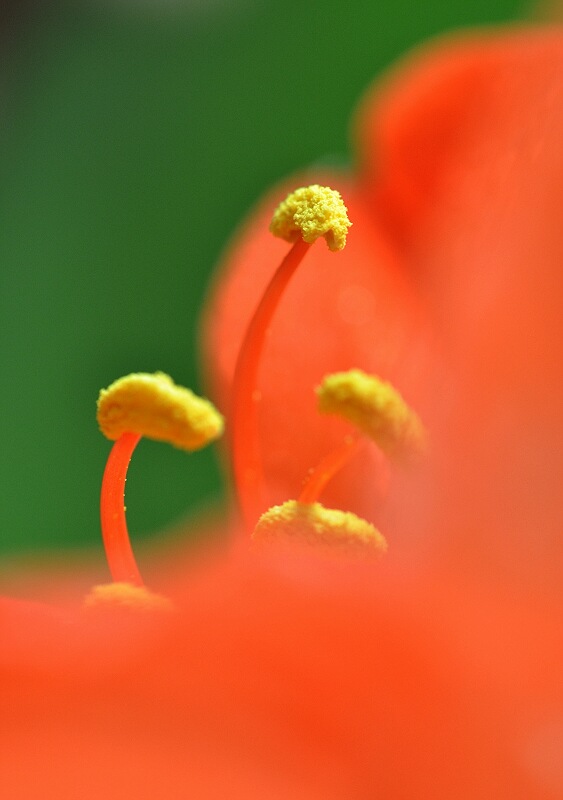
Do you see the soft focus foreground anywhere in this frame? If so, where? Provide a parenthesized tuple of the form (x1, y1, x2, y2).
(2, 26, 563, 799)
(357, 27, 563, 591)
(3, 549, 558, 799)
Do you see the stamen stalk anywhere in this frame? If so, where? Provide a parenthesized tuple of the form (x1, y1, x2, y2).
(232, 238, 310, 529)
(298, 433, 363, 504)
(100, 431, 144, 586)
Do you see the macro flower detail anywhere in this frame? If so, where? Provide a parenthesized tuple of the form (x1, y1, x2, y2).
(231, 185, 356, 531)
(251, 366, 424, 554)
(204, 174, 433, 529)
(317, 369, 426, 462)
(97, 371, 224, 450)
(252, 500, 387, 558)
(2, 26, 563, 800)
(84, 580, 173, 612)
(269, 184, 351, 251)
(93, 372, 223, 597)
(94, 195, 393, 562)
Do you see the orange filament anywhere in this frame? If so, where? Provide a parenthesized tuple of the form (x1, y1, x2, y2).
(100, 431, 144, 586)
(232, 185, 351, 531)
(232, 238, 310, 529)
(298, 433, 363, 504)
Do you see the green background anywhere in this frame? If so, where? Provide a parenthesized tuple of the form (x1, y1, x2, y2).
(1, 0, 525, 556)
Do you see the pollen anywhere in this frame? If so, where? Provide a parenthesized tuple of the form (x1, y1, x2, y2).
(252, 500, 387, 559)
(317, 369, 427, 461)
(97, 372, 224, 451)
(84, 582, 174, 612)
(269, 184, 351, 252)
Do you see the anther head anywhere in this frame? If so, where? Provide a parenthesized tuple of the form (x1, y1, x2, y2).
(97, 372, 224, 451)
(84, 582, 173, 612)
(252, 500, 387, 559)
(317, 369, 427, 461)
(270, 185, 351, 252)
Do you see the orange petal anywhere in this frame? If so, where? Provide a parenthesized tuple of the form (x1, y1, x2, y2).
(3, 549, 557, 798)
(355, 27, 563, 258)
(356, 29, 563, 589)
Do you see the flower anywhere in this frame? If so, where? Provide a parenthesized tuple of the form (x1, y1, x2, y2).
(2, 26, 563, 799)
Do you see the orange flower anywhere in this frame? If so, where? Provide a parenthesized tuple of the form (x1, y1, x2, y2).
(2, 27, 562, 799)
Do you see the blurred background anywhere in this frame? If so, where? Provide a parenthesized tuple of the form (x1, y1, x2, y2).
(0, 0, 527, 561)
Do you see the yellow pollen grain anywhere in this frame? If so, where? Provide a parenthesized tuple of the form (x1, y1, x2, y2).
(269, 185, 351, 252)
(317, 369, 427, 461)
(97, 372, 224, 451)
(252, 500, 387, 559)
(84, 582, 174, 612)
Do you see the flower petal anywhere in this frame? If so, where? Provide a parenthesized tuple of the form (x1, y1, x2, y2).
(356, 29, 563, 588)
(3, 549, 557, 798)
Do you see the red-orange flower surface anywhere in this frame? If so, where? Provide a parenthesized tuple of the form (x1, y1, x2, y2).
(2, 26, 562, 799)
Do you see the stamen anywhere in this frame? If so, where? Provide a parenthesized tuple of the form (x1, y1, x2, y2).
(317, 369, 427, 462)
(84, 582, 173, 612)
(232, 186, 351, 531)
(252, 500, 387, 559)
(251, 371, 424, 557)
(95, 372, 223, 590)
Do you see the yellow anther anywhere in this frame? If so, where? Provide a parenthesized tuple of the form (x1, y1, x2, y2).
(317, 369, 427, 461)
(84, 582, 173, 612)
(270, 185, 351, 252)
(97, 372, 224, 451)
(252, 500, 387, 559)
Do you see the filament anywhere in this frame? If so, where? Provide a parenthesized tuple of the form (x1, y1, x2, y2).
(232, 238, 310, 529)
(100, 431, 144, 586)
(298, 433, 363, 504)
